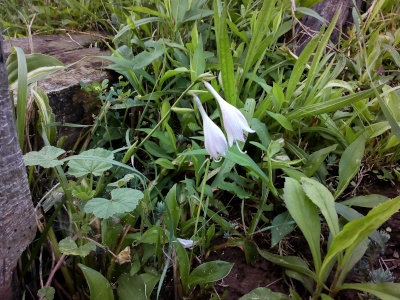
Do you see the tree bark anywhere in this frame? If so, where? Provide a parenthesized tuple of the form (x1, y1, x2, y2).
(0, 31, 36, 299)
(295, 0, 364, 55)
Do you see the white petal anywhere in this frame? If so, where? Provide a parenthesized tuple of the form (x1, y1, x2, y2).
(176, 238, 197, 248)
(193, 95, 227, 160)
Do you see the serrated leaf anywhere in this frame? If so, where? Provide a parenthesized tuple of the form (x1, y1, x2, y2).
(84, 188, 144, 219)
(301, 177, 340, 236)
(59, 237, 96, 257)
(23, 146, 65, 168)
(67, 148, 114, 177)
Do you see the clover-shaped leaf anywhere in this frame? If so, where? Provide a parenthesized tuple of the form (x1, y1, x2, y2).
(84, 188, 144, 219)
(67, 148, 114, 177)
(59, 237, 96, 257)
(23, 146, 65, 168)
(37, 286, 55, 300)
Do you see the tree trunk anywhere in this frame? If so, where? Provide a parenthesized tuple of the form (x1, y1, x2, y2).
(0, 31, 36, 299)
(295, 0, 364, 55)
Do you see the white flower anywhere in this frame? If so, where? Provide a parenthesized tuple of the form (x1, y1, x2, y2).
(176, 238, 197, 249)
(203, 81, 255, 147)
(193, 95, 228, 161)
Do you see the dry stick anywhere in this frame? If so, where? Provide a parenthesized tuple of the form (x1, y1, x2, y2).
(38, 235, 78, 300)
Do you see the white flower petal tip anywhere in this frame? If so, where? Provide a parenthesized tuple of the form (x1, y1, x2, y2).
(176, 238, 197, 249)
(203, 81, 255, 147)
(193, 95, 228, 161)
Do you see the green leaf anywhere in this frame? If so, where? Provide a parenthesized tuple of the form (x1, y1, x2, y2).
(339, 282, 400, 300)
(37, 287, 55, 300)
(270, 211, 295, 247)
(285, 32, 321, 103)
(239, 287, 289, 300)
(218, 181, 251, 199)
(164, 185, 179, 234)
(79, 264, 114, 300)
(107, 174, 136, 188)
(67, 148, 114, 177)
(267, 111, 294, 131)
(84, 188, 144, 219)
(188, 261, 233, 286)
(117, 274, 147, 300)
(155, 158, 175, 169)
(339, 194, 389, 208)
(59, 237, 96, 257)
(284, 178, 321, 273)
(258, 249, 317, 280)
(23, 146, 65, 168)
(303, 144, 337, 177)
(160, 67, 189, 88)
(214, 4, 237, 105)
(301, 177, 340, 236)
(286, 86, 381, 121)
(173, 239, 190, 295)
(319, 196, 400, 282)
(335, 135, 365, 198)
(7, 53, 65, 90)
(72, 185, 96, 201)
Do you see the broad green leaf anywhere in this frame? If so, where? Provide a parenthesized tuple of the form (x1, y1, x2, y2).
(258, 249, 317, 280)
(37, 287, 55, 300)
(303, 144, 337, 177)
(320, 295, 334, 300)
(173, 239, 190, 295)
(84, 188, 144, 219)
(267, 111, 294, 131)
(7, 52, 65, 90)
(144, 140, 172, 159)
(334, 135, 365, 198)
(239, 287, 289, 300)
(59, 237, 96, 257)
(336, 239, 368, 286)
(301, 177, 340, 236)
(339, 282, 400, 300)
(319, 196, 400, 282)
(67, 148, 114, 177)
(159, 67, 189, 88)
(285, 269, 314, 294)
(155, 158, 175, 169)
(284, 178, 321, 273)
(270, 211, 295, 247)
(340, 194, 388, 208)
(79, 264, 114, 300)
(218, 181, 251, 199)
(165, 185, 179, 234)
(188, 261, 233, 286)
(117, 274, 147, 300)
(23, 146, 65, 168)
(171, 0, 188, 25)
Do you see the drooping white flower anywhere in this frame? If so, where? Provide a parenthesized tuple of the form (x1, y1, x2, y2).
(193, 95, 228, 161)
(203, 81, 255, 147)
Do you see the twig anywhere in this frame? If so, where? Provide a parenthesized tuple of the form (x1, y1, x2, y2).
(38, 235, 78, 300)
